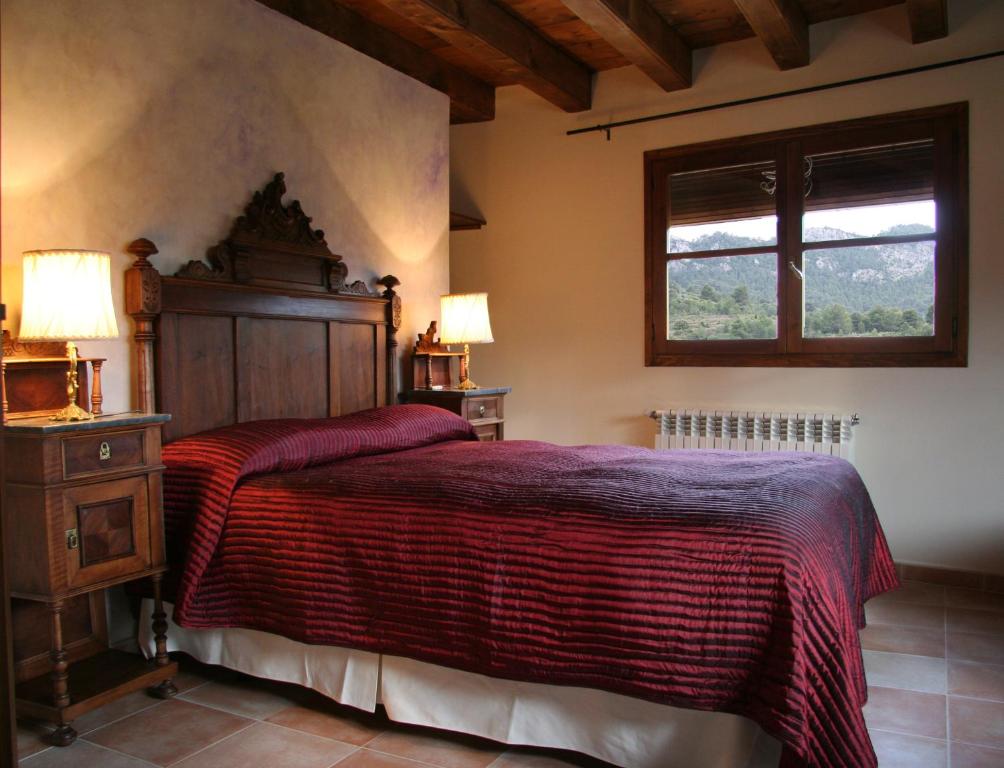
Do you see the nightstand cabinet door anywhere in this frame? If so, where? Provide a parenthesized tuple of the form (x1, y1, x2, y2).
(62, 475, 151, 590)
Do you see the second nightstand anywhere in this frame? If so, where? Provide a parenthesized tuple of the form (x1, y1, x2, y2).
(405, 387, 511, 441)
(3, 412, 177, 746)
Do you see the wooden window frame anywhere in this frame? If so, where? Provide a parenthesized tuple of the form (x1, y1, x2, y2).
(644, 103, 968, 367)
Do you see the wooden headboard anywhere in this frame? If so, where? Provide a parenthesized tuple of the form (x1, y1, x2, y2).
(125, 173, 402, 443)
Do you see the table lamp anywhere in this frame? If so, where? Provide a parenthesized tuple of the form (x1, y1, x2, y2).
(18, 250, 119, 421)
(439, 292, 493, 390)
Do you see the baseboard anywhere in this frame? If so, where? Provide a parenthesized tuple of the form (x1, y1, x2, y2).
(895, 561, 1004, 593)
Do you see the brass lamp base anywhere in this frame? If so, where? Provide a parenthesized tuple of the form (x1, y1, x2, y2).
(49, 341, 94, 421)
(50, 402, 94, 422)
(456, 343, 480, 390)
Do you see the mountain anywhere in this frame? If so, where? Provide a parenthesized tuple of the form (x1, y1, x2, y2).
(668, 225, 935, 314)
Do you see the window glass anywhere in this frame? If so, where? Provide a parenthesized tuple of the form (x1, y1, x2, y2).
(669, 216, 777, 254)
(802, 242, 935, 338)
(803, 200, 935, 242)
(668, 254, 778, 340)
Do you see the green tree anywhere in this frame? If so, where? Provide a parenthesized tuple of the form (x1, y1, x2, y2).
(816, 304, 852, 336)
(700, 284, 718, 301)
(732, 285, 750, 307)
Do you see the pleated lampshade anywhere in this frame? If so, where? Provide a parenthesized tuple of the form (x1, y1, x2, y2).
(439, 292, 493, 345)
(19, 250, 119, 341)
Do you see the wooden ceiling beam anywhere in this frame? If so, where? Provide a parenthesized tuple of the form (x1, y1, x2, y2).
(255, 0, 495, 123)
(732, 0, 809, 70)
(376, 0, 593, 112)
(905, 0, 948, 43)
(560, 0, 691, 91)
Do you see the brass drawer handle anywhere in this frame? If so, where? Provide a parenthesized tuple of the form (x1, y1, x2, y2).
(99, 442, 111, 461)
(478, 405, 486, 417)
(66, 528, 79, 550)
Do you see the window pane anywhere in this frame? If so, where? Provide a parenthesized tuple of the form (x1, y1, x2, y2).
(802, 140, 934, 242)
(804, 200, 935, 242)
(802, 242, 935, 338)
(668, 254, 778, 340)
(667, 160, 777, 253)
(669, 216, 777, 254)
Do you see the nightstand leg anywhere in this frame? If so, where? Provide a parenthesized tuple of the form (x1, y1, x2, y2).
(47, 600, 77, 746)
(148, 573, 177, 699)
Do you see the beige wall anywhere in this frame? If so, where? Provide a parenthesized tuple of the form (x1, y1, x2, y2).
(2, 0, 450, 414)
(451, 1, 1004, 574)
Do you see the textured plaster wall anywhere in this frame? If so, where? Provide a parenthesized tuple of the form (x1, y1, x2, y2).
(2, 0, 450, 412)
(451, 1, 1004, 574)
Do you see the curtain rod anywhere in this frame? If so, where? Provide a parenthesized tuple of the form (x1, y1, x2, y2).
(567, 49, 1004, 139)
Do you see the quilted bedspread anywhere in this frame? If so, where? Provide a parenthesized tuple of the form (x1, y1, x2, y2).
(162, 405, 899, 768)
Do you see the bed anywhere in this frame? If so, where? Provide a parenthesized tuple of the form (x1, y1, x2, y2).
(126, 173, 898, 768)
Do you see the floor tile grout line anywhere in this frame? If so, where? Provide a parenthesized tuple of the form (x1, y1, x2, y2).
(349, 746, 456, 768)
(861, 649, 948, 695)
(75, 697, 168, 738)
(864, 683, 947, 695)
(174, 679, 212, 695)
(946, 692, 1004, 703)
(70, 737, 163, 768)
(16, 743, 51, 764)
(163, 719, 259, 767)
(949, 658, 1004, 669)
(863, 724, 947, 742)
(948, 737, 1004, 752)
(174, 690, 291, 722)
(861, 648, 947, 660)
(255, 715, 379, 749)
(868, 727, 946, 745)
(324, 744, 362, 768)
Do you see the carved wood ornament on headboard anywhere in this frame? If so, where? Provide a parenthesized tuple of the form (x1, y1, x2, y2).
(125, 173, 402, 443)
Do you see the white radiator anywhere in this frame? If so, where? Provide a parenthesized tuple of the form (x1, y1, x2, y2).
(650, 409, 858, 460)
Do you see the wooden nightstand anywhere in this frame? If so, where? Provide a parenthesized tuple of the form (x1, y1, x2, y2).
(2, 412, 177, 746)
(404, 387, 511, 441)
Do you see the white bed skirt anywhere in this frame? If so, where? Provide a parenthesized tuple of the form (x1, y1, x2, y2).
(139, 600, 768, 768)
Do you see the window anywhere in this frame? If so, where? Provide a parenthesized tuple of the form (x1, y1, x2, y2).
(645, 104, 968, 366)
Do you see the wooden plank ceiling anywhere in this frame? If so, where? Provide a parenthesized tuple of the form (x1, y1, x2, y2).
(256, 0, 948, 122)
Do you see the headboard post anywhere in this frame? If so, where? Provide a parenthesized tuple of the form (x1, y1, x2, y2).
(124, 238, 162, 414)
(378, 275, 402, 405)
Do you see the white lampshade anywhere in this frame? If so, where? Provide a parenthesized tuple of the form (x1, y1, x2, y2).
(440, 292, 493, 345)
(19, 250, 119, 341)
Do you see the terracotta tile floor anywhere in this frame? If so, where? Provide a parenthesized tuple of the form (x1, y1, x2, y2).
(16, 580, 1004, 768)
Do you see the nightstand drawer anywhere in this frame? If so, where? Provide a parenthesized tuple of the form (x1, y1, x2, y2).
(473, 423, 499, 441)
(63, 430, 146, 480)
(62, 476, 151, 590)
(464, 396, 501, 422)
(403, 388, 509, 441)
